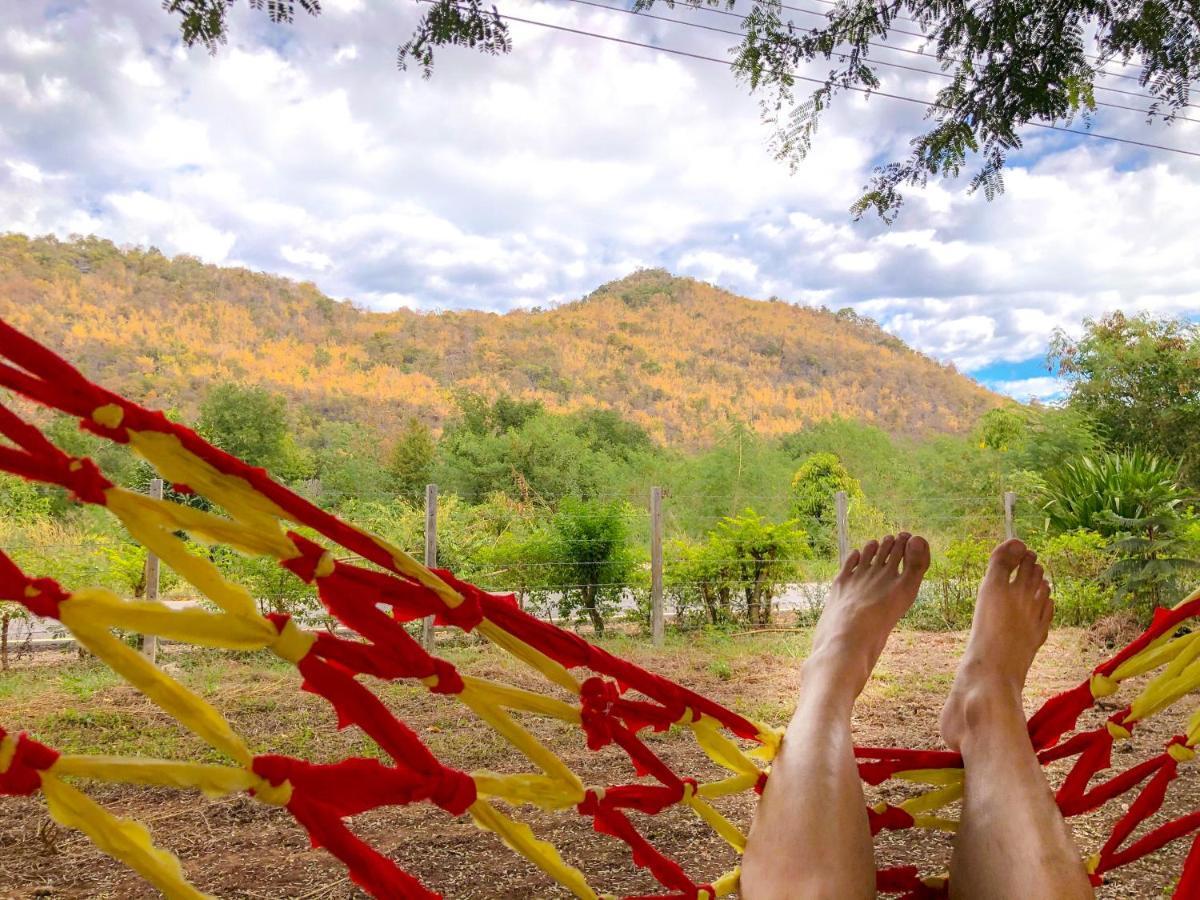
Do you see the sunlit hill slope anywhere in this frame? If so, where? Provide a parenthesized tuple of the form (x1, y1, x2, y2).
(0, 234, 999, 444)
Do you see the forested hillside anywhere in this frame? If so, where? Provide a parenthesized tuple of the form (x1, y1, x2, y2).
(0, 234, 996, 444)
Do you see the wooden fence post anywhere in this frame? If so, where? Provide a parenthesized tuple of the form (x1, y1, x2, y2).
(421, 483, 438, 650)
(1004, 491, 1017, 541)
(142, 478, 163, 663)
(650, 486, 664, 647)
(835, 490, 850, 565)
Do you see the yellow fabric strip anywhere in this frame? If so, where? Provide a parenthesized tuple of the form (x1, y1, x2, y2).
(105, 486, 295, 561)
(476, 620, 581, 695)
(0, 734, 15, 773)
(468, 799, 598, 900)
(59, 607, 252, 767)
(457, 684, 584, 794)
(891, 768, 964, 786)
(710, 866, 741, 897)
(1187, 707, 1200, 745)
(51, 756, 260, 798)
(1128, 655, 1200, 724)
(1112, 632, 1200, 681)
(472, 772, 584, 810)
(697, 772, 760, 799)
(125, 430, 290, 532)
(40, 772, 210, 900)
(66, 589, 277, 650)
(690, 716, 761, 776)
(684, 794, 747, 852)
(106, 490, 260, 620)
(460, 676, 582, 724)
(900, 782, 964, 816)
(910, 814, 959, 832)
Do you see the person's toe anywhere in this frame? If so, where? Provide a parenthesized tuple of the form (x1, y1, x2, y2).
(986, 539, 1026, 582)
(1028, 562, 1045, 593)
(885, 533, 910, 571)
(837, 548, 861, 581)
(860, 539, 880, 566)
(876, 535, 896, 566)
(1036, 578, 1053, 622)
(1016, 551, 1037, 587)
(901, 535, 930, 582)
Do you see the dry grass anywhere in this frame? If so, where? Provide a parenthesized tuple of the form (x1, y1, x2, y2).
(0, 628, 1196, 899)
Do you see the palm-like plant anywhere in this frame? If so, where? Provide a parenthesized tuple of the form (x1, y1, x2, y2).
(1041, 450, 1187, 538)
(1042, 451, 1198, 619)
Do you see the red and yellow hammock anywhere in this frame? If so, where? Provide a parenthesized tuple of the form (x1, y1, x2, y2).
(0, 318, 1198, 899)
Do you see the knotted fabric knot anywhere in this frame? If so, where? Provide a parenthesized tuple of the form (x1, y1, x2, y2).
(427, 767, 478, 816)
(1090, 673, 1121, 698)
(20, 576, 69, 620)
(579, 677, 622, 751)
(429, 569, 486, 632)
(576, 786, 606, 816)
(422, 658, 465, 696)
(679, 777, 698, 803)
(265, 613, 316, 664)
(1167, 736, 1196, 763)
(0, 731, 59, 796)
(695, 884, 715, 900)
(65, 456, 110, 505)
(1106, 713, 1133, 740)
(753, 770, 769, 795)
(281, 532, 333, 584)
(867, 802, 915, 836)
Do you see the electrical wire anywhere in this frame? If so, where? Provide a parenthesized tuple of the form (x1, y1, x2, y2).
(471, 4, 1200, 160)
(576, 0, 1200, 111)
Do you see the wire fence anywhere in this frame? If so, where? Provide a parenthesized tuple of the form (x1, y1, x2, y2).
(0, 484, 1052, 657)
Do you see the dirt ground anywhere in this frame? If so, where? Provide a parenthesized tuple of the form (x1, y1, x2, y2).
(0, 627, 1196, 899)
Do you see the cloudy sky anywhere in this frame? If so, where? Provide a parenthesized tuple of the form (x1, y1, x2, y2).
(2, 1, 1198, 400)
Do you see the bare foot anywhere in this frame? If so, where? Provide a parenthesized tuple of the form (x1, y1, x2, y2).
(805, 533, 931, 698)
(940, 539, 1053, 751)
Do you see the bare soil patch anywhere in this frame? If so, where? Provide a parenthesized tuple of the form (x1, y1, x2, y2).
(0, 628, 1196, 898)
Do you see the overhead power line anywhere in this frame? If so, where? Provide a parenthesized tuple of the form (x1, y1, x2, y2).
(717, 0, 1196, 84)
(634, 0, 1199, 108)
(446, 2, 1200, 160)
(558, 0, 1200, 125)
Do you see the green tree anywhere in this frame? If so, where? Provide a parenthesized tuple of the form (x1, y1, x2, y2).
(307, 421, 388, 507)
(671, 509, 807, 627)
(176, 2, 1200, 221)
(1104, 511, 1199, 617)
(569, 408, 655, 462)
(975, 407, 1028, 453)
(543, 499, 641, 636)
(1051, 313, 1200, 486)
(387, 417, 436, 501)
(437, 401, 623, 504)
(790, 452, 862, 553)
(198, 382, 309, 477)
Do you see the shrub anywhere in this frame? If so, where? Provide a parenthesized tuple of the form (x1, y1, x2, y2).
(1040, 529, 1116, 626)
(906, 537, 990, 630)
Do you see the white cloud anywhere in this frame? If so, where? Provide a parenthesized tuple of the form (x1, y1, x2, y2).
(989, 376, 1068, 403)
(0, 0, 1197, 381)
(281, 244, 334, 271)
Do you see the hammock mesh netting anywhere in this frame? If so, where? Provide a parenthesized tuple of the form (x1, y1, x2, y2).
(0, 319, 1199, 899)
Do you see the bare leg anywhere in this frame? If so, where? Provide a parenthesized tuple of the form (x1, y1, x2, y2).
(941, 540, 1095, 900)
(743, 533, 930, 900)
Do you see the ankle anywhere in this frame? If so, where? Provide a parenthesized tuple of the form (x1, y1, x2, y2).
(799, 653, 868, 708)
(952, 679, 1026, 744)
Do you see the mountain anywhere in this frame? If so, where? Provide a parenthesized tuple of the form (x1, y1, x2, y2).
(0, 234, 999, 445)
